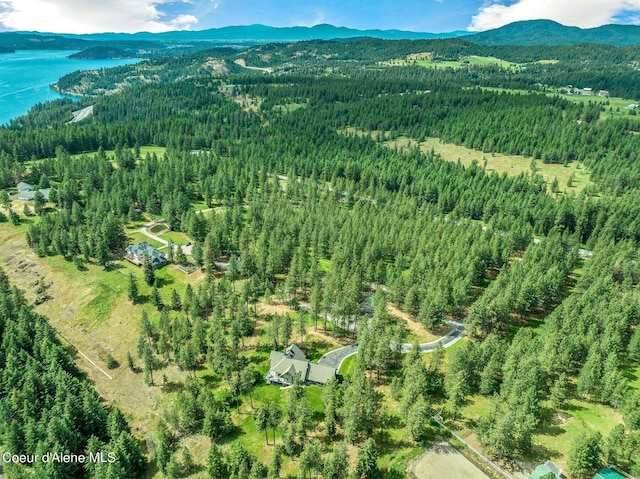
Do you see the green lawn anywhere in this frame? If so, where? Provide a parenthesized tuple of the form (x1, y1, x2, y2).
(126, 231, 164, 249)
(339, 354, 357, 377)
(532, 398, 623, 470)
(158, 231, 191, 245)
(229, 382, 324, 474)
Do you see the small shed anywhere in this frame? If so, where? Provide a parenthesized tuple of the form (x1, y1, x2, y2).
(528, 461, 562, 479)
(593, 467, 626, 479)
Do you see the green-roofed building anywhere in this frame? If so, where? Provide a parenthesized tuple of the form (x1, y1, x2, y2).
(528, 461, 562, 479)
(593, 467, 626, 479)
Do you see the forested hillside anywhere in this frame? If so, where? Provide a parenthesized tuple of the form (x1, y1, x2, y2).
(0, 267, 146, 478)
(0, 37, 639, 479)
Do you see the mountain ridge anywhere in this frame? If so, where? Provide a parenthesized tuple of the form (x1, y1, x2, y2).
(4, 20, 640, 57)
(463, 19, 640, 46)
(20, 23, 469, 43)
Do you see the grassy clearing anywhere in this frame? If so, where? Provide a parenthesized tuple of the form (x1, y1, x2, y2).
(452, 381, 624, 471)
(389, 136, 593, 194)
(272, 102, 307, 113)
(340, 127, 592, 194)
(532, 398, 622, 470)
(190, 200, 210, 212)
(384, 55, 517, 69)
(480, 86, 640, 121)
(126, 230, 164, 249)
(0, 220, 165, 437)
(68, 145, 167, 160)
(159, 230, 191, 245)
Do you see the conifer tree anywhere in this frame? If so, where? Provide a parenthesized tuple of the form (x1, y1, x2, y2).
(143, 253, 155, 286)
(127, 272, 139, 304)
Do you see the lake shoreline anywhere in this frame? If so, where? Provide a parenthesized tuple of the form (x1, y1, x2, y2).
(0, 50, 139, 125)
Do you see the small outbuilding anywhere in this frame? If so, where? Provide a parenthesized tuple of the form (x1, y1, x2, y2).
(528, 461, 562, 479)
(593, 467, 627, 479)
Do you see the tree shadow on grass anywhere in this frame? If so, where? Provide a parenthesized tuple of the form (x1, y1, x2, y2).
(563, 401, 587, 412)
(200, 373, 221, 388)
(219, 425, 245, 445)
(524, 443, 562, 463)
(154, 275, 174, 288)
(161, 381, 184, 393)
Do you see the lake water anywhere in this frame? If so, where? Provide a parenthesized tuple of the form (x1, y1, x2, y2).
(0, 50, 139, 125)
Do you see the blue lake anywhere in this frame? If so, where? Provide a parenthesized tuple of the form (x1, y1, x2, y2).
(0, 50, 139, 125)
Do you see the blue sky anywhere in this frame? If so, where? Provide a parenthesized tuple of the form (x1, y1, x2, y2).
(1, 0, 640, 34)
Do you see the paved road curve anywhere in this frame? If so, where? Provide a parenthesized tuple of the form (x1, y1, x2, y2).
(318, 324, 465, 372)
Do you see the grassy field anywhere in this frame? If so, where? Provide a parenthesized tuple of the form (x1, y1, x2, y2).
(68, 145, 167, 160)
(533, 398, 622, 470)
(340, 127, 593, 194)
(127, 230, 165, 249)
(448, 351, 625, 472)
(388, 136, 593, 194)
(158, 230, 191, 245)
(384, 55, 517, 69)
(480, 86, 640, 121)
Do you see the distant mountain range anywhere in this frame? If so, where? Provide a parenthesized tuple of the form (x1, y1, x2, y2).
(464, 20, 640, 47)
(64, 24, 468, 42)
(2, 20, 640, 57)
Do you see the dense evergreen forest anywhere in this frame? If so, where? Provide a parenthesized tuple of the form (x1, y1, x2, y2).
(0, 267, 146, 478)
(0, 36, 639, 479)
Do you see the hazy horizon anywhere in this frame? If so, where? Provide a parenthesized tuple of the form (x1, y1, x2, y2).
(1, 0, 640, 35)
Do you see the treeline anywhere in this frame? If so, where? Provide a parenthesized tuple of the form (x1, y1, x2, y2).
(0, 267, 146, 478)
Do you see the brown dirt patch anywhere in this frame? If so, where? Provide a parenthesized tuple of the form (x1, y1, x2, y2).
(256, 301, 296, 317)
(409, 439, 489, 479)
(551, 412, 572, 425)
(387, 304, 439, 342)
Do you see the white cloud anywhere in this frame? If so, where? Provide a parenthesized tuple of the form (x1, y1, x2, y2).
(468, 0, 640, 31)
(168, 14, 198, 30)
(0, 0, 198, 33)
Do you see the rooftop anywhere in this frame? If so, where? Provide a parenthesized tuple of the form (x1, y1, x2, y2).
(594, 467, 626, 479)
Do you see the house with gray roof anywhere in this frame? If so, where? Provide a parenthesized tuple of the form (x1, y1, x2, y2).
(125, 242, 167, 269)
(16, 182, 32, 192)
(266, 344, 337, 386)
(16, 188, 50, 201)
